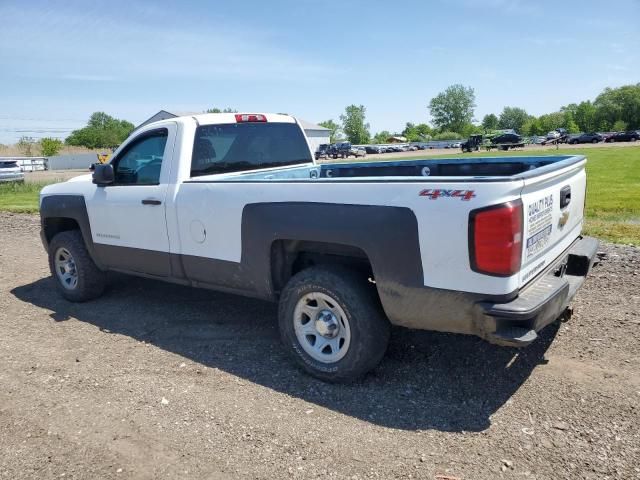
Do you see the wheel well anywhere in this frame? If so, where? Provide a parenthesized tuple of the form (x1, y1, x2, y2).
(270, 240, 373, 295)
(43, 217, 81, 245)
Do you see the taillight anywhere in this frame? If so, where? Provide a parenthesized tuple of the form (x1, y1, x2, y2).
(235, 114, 267, 123)
(469, 200, 523, 276)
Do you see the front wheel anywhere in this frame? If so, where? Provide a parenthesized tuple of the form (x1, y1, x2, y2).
(48, 230, 106, 302)
(278, 266, 390, 382)
(592, 139, 598, 144)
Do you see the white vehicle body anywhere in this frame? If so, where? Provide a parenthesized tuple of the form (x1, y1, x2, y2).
(40, 112, 598, 367)
(0, 160, 25, 182)
(547, 130, 561, 140)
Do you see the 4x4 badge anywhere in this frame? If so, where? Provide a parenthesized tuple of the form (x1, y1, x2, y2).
(419, 189, 476, 201)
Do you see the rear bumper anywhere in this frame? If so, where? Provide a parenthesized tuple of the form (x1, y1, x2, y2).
(477, 236, 599, 347)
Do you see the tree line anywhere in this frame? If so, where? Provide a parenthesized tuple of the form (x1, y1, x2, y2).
(13, 85, 639, 157)
(321, 83, 640, 144)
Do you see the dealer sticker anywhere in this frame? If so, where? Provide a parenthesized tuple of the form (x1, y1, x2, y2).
(525, 194, 553, 259)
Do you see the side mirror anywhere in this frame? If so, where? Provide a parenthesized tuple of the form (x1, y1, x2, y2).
(92, 163, 114, 186)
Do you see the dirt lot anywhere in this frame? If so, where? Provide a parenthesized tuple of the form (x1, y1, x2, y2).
(1, 212, 639, 479)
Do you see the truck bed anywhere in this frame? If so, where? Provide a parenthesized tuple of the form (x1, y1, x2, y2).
(203, 155, 583, 182)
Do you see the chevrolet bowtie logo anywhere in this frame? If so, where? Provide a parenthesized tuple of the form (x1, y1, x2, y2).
(559, 211, 570, 227)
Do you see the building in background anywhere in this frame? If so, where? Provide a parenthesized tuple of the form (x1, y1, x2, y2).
(295, 119, 330, 154)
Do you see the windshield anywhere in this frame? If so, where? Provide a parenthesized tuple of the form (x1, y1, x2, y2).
(190, 122, 312, 177)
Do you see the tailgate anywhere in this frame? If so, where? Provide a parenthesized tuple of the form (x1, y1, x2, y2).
(519, 157, 587, 287)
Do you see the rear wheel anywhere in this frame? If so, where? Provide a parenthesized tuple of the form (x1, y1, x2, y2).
(48, 230, 106, 302)
(278, 266, 390, 382)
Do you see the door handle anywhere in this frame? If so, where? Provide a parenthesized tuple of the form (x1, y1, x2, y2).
(141, 199, 162, 205)
(560, 186, 571, 209)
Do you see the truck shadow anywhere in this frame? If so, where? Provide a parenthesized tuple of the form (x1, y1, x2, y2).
(12, 274, 558, 432)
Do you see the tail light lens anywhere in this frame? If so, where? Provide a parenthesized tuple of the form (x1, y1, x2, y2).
(469, 201, 523, 276)
(235, 114, 267, 123)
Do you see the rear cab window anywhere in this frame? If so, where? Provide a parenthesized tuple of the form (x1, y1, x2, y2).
(190, 122, 312, 177)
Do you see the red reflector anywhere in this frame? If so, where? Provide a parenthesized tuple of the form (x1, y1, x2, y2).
(469, 201, 523, 276)
(235, 114, 267, 123)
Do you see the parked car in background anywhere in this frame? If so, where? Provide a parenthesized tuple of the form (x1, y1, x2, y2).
(568, 133, 603, 144)
(605, 131, 640, 142)
(546, 131, 561, 140)
(365, 145, 383, 154)
(450, 142, 462, 148)
(350, 146, 367, 157)
(328, 142, 353, 159)
(0, 160, 25, 183)
(491, 133, 525, 151)
(492, 133, 522, 144)
(599, 132, 615, 142)
(315, 144, 329, 160)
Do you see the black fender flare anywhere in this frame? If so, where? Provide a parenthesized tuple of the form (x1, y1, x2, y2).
(40, 195, 104, 269)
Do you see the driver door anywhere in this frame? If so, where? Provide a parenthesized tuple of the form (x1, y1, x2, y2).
(85, 124, 176, 277)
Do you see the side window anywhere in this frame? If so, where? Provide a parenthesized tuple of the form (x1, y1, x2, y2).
(112, 129, 168, 185)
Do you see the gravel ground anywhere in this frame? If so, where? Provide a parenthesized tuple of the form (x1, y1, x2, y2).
(0, 212, 638, 479)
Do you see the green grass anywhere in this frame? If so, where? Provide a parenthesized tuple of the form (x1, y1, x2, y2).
(0, 181, 49, 214)
(1, 145, 639, 244)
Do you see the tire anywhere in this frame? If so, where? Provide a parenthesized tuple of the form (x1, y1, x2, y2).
(48, 230, 106, 302)
(592, 139, 598, 144)
(278, 266, 391, 382)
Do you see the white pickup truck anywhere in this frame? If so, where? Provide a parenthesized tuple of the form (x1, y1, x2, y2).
(40, 113, 598, 381)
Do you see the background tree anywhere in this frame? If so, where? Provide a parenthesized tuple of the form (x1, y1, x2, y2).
(17, 136, 36, 156)
(573, 101, 598, 132)
(65, 112, 134, 149)
(612, 120, 628, 132)
(563, 111, 580, 133)
(206, 107, 237, 113)
(433, 131, 463, 140)
(371, 130, 392, 144)
(594, 84, 640, 130)
(318, 119, 341, 143)
(537, 112, 565, 133)
(481, 113, 499, 131)
(498, 107, 530, 132)
(460, 123, 482, 137)
(521, 117, 542, 136)
(40, 137, 63, 156)
(402, 122, 432, 142)
(340, 105, 370, 144)
(428, 84, 476, 133)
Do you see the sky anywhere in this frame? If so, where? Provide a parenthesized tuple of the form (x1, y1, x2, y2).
(0, 0, 638, 144)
